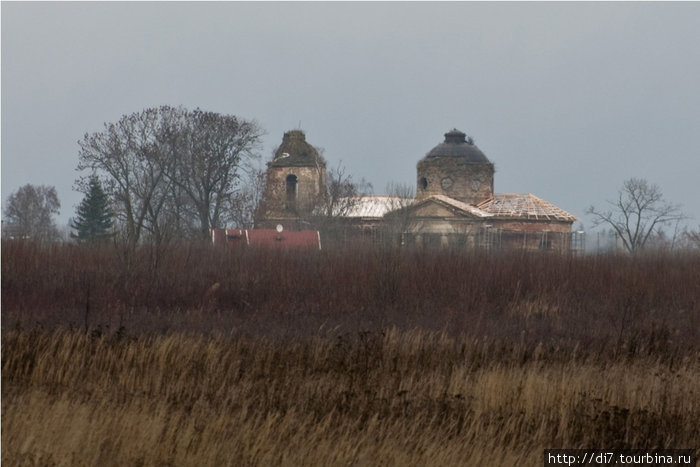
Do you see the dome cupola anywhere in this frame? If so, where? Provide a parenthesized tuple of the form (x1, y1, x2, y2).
(417, 128, 494, 205)
(424, 129, 490, 163)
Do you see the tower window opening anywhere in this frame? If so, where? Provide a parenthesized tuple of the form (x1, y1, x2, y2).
(286, 174, 298, 210)
(420, 177, 428, 190)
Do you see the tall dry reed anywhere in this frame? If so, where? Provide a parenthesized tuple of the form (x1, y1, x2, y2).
(3, 328, 697, 466)
(2, 241, 699, 465)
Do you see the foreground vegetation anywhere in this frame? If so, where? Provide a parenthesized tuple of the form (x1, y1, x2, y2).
(2, 241, 699, 466)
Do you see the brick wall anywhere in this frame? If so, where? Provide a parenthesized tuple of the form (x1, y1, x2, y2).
(416, 158, 494, 205)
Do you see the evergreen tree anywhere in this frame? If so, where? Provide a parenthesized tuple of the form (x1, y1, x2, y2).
(71, 176, 113, 243)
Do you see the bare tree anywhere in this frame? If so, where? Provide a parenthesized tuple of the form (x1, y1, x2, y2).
(230, 167, 267, 228)
(165, 109, 263, 238)
(682, 226, 700, 250)
(77, 106, 262, 247)
(315, 161, 372, 220)
(3, 184, 61, 241)
(381, 181, 416, 242)
(297, 161, 372, 242)
(77, 107, 179, 248)
(586, 178, 685, 253)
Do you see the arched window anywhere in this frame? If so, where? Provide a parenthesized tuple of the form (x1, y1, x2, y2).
(286, 174, 298, 210)
(420, 177, 428, 190)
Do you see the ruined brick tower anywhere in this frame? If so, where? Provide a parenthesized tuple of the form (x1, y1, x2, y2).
(416, 129, 494, 205)
(255, 130, 327, 229)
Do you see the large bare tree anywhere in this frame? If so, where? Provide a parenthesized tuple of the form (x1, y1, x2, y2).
(3, 184, 61, 242)
(586, 178, 685, 253)
(77, 106, 262, 246)
(166, 109, 263, 237)
(77, 107, 178, 248)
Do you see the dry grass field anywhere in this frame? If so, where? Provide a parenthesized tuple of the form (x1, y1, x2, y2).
(2, 241, 699, 466)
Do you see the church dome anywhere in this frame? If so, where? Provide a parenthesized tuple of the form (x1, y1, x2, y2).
(269, 130, 326, 168)
(424, 129, 490, 163)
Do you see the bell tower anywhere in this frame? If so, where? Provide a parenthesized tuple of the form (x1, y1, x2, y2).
(255, 130, 327, 229)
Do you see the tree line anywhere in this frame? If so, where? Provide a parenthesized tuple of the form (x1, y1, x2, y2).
(4, 106, 264, 246)
(3, 105, 700, 252)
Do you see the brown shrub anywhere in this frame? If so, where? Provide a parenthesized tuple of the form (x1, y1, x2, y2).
(2, 241, 699, 465)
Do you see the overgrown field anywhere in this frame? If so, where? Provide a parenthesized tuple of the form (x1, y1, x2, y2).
(2, 241, 699, 466)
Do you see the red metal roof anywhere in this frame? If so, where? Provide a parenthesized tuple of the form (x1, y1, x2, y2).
(212, 228, 321, 250)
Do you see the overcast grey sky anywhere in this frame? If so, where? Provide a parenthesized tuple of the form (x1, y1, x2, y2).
(3, 2, 699, 231)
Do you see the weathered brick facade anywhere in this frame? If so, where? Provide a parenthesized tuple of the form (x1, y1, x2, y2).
(255, 128, 577, 251)
(256, 130, 326, 230)
(417, 158, 494, 205)
(416, 129, 494, 205)
(404, 129, 576, 251)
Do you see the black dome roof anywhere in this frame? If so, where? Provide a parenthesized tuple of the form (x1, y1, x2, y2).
(425, 129, 490, 163)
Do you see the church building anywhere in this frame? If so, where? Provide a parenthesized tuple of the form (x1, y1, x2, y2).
(255, 128, 577, 251)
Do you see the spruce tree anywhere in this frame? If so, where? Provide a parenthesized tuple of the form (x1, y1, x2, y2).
(71, 176, 113, 243)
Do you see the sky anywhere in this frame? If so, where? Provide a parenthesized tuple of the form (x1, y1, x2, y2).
(2, 2, 700, 232)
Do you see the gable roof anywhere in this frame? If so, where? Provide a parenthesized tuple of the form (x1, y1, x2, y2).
(478, 194, 577, 222)
(341, 195, 410, 218)
(407, 195, 493, 218)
